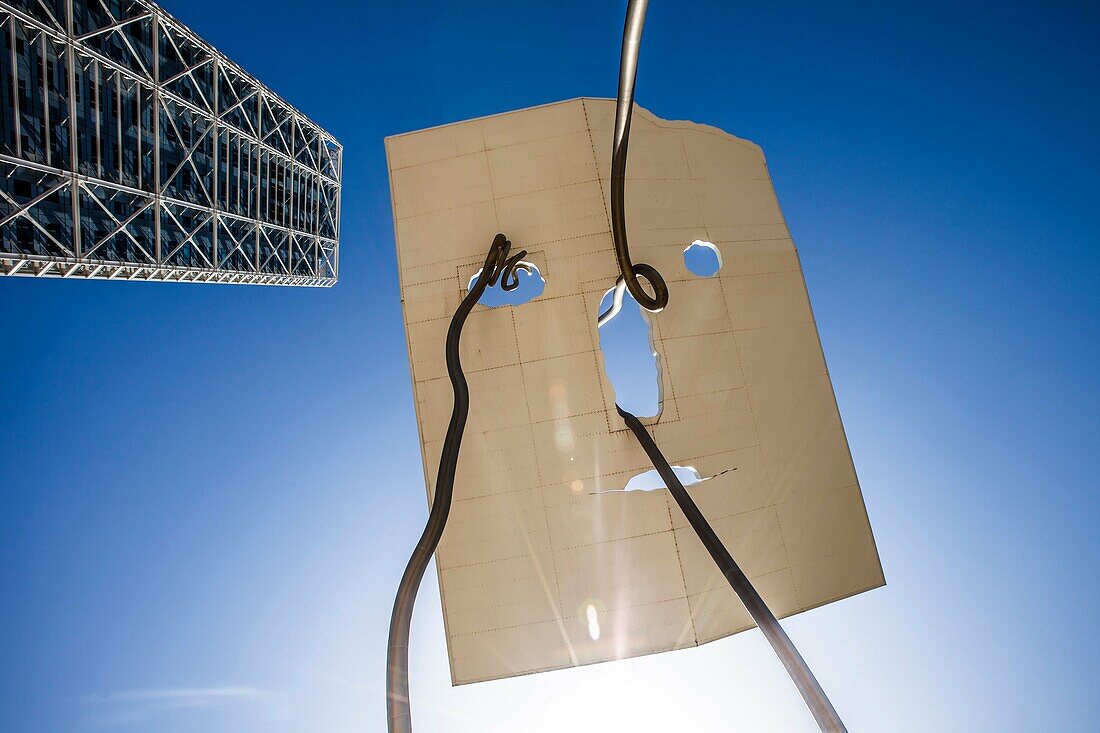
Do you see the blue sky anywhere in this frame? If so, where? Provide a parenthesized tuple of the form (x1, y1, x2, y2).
(1, 0, 1098, 730)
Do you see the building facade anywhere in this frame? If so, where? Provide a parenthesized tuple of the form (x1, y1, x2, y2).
(0, 0, 340, 285)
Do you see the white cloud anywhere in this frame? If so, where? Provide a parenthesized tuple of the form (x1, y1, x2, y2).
(82, 687, 273, 706)
(77, 687, 278, 728)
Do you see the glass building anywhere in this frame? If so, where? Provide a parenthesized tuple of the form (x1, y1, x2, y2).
(0, 0, 340, 285)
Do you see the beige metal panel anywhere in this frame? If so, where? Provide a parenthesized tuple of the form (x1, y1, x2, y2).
(386, 98, 883, 685)
(480, 99, 589, 148)
(661, 331, 747, 398)
(762, 427, 860, 505)
(435, 487, 553, 571)
(513, 295, 597, 361)
(520, 352, 606, 425)
(544, 483, 672, 550)
(486, 130, 598, 198)
(724, 270, 815, 330)
(447, 619, 576, 684)
(530, 411, 647, 488)
(439, 553, 564, 637)
(690, 568, 800, 645)
(390, 152, 494, 218)
(719, 237, 803, 275)
(655, 277, 734, 336)
(735, 322, 829, 386)
(423, 424, 542, 502)
(386, 120, 486, 170)
(406, 307, 520, 382)
(675, 507, 791, 594)
(668, 447, 778, 524)
(553, 532, 688, 614)
(496, 179, 610, 244)
(401, 278, 464, 324)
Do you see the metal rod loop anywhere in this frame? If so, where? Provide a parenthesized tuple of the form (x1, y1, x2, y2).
(611, 0, 669, 312)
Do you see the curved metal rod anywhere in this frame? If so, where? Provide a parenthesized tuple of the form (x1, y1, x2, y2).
(618, 405, 849, 733)
(612, 0, 669, 313)
(387, 234, 526, 733)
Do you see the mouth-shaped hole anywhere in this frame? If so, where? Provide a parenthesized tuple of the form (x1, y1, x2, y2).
(592, 466, 704, 494)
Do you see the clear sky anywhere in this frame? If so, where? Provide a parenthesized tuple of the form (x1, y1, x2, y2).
(2, 1, 1098, 731)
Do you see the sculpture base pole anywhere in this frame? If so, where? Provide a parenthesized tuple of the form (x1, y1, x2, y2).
(618, 405, 849, 733)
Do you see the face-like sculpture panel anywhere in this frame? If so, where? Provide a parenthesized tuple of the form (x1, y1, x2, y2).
(386, 99, 882, 684)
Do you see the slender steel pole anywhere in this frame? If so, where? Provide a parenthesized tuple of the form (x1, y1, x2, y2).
(618, 406, 849, 732)
(611, 0, 669, 312)
(386, 234, 526, 733)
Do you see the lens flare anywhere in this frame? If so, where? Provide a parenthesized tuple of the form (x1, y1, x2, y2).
(554, 424, 574, 451)
(585, 604, 601, 641)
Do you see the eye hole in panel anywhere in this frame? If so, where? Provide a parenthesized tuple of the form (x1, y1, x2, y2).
(468, 262, 545, 307)
(683, 240, 723, 278)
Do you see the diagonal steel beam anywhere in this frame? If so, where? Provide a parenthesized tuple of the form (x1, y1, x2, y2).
(81, 185, 155, 261)
(0, 179, 70, 229)
(159, 22, 213, 111)
(160, 204, 214, 268)
(75, 12, 151, 43)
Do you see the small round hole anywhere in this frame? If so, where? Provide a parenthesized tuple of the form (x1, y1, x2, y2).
(683, 240, 723, 278)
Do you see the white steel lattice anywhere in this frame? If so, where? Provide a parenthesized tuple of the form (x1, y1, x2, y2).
(0, 0, 341, 286)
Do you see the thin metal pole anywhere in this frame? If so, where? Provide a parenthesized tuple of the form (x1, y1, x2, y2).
(386, 234, 529, 733)
(611, 0, 668, 313)
(618, 406, 848, 732)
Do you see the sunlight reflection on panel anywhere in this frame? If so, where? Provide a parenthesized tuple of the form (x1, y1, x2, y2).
(586, 604, 601, 641)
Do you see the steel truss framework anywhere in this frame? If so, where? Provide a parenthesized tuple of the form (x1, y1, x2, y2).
(0, 0, 341, 286)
